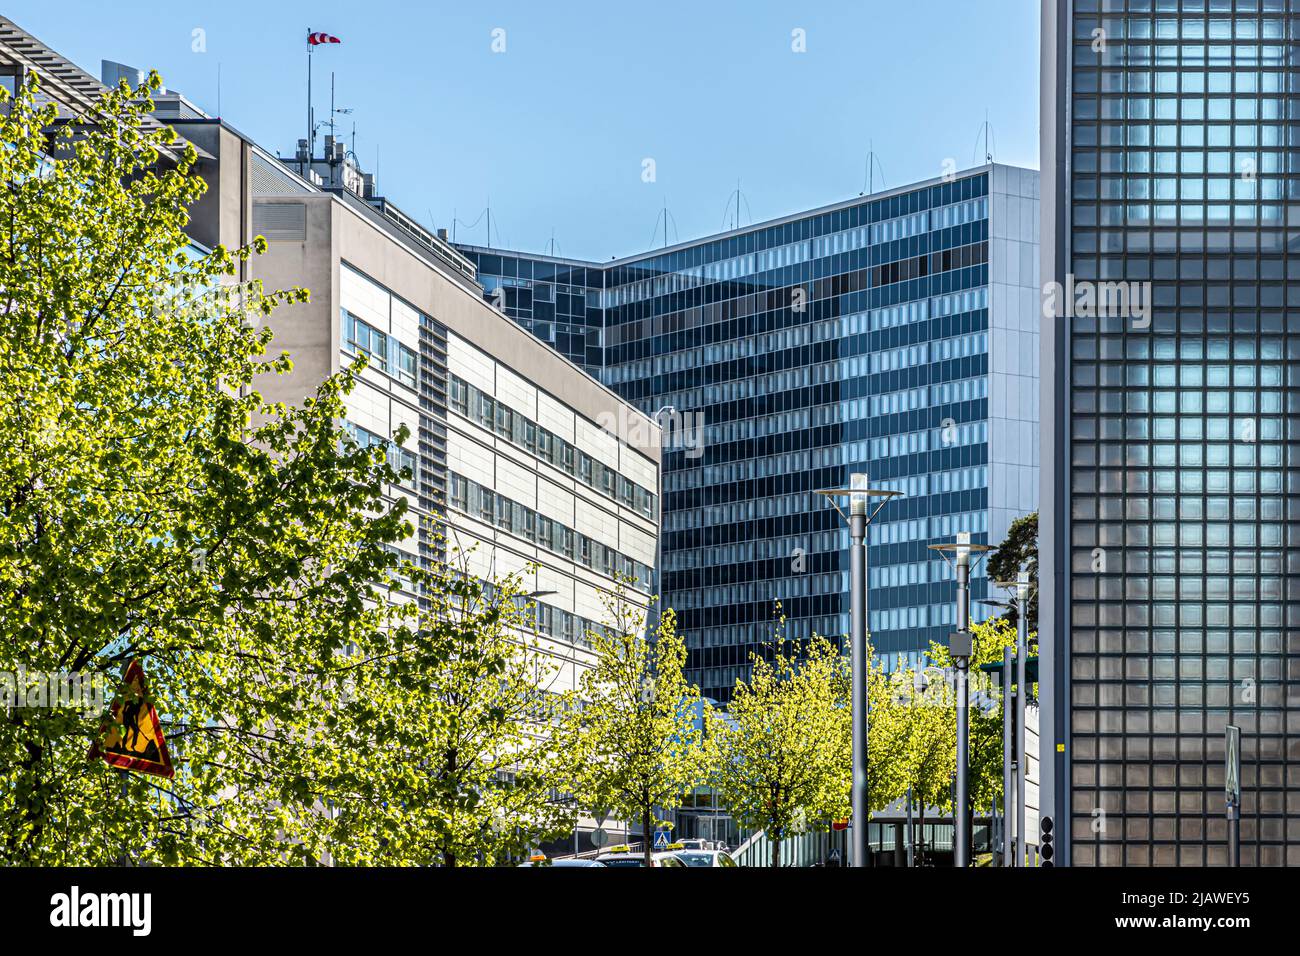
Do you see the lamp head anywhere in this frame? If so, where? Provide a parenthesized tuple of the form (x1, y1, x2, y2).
(955, 530, 971, 567)
(850, 473, 869, 517)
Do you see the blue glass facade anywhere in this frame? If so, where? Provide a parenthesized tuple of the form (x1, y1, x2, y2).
(459, 165, 1039, 701)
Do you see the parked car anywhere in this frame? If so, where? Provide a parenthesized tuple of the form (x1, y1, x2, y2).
(594, 844, 687, 867)
(673, 849, 737, 868)
(675, 838, 714, 850)
(518, 857, 607, 867)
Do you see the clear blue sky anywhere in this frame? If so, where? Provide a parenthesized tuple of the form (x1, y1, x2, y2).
(10, 0, 1040, 262)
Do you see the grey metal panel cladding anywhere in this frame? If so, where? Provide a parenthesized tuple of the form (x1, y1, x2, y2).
(251, 202, 307, 242)
(1039, 0, 1071, 866)
(419, 317, 449, 571)
(250, 153, 312, 198)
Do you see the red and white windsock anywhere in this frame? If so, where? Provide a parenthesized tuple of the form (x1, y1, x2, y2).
(307, 32, 341, 45)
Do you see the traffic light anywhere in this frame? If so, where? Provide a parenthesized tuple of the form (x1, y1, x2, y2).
(1039, 815, 1054, 867)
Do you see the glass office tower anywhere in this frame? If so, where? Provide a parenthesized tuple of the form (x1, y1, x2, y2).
(461, 164, 1039, 701)
(1044, 0, 1299, 865)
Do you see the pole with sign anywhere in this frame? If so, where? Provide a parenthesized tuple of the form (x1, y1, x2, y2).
(1225, 725, 1240, 867)
(929, 532, 992, 867)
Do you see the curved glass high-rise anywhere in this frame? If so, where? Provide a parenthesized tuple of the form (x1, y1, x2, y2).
(461, 164, 1039, 701)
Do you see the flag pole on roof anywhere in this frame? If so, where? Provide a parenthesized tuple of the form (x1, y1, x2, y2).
(306, 30, 342, 164)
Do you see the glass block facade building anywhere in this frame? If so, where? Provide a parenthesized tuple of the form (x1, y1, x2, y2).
(459, 164, 1039, 700)
(1043, 0, 1300, 866)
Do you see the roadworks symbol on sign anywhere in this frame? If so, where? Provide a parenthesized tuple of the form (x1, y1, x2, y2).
(88, 660, 174, 778)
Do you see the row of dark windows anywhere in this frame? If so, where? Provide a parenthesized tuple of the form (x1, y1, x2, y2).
(603, 226, 989, 339)
(871, 241, 988, 288)
(447, 374, 657, 519)
(447, 472, 653, 592)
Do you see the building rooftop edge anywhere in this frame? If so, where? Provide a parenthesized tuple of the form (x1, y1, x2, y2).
(456, 162, 1039, 270)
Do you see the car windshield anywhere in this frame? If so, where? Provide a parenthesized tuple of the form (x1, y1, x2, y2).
(675, 853, 714, 866)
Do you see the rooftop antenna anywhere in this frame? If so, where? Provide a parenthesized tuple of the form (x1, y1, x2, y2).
(546, 228, 562, 257)
(721, 179, 752, 232)
(453, 207, 491, 245)
(326, 73, 353, 140)
(975, 110, 996, 165)
(649, 199, 679, 250)
(861, 141, 886, 195)
(216, 62, 221, 117)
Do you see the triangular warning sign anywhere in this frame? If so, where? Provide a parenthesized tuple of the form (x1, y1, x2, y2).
(89, 660, 174, 778)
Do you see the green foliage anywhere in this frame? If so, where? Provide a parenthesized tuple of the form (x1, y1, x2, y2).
(926, 617, 1023, 814)
(555, 587, 708, 867)
(0, 72, 561, 865)
(320, 549, 573, 866)
(707, 613, 922, 864)
(875, 661, 957, 822)
(708, 615, 849, 867)
(987, 512, 1037, 632)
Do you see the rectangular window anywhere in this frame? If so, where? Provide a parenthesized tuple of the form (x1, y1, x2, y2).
(388, 445, 418, 486)
(449, 377, 469, 415)
(450, 474, 468, 511)
(395, 344, 417, 388)
(477, 393, 495, 430)
(344, 312, 388, 371)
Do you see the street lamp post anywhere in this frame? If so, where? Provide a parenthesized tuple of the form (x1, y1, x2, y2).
(929, 531, 991, 868)
(650, 406, 676, 620)
(979, 568, 1035, 867)
(1226, 725, 1241, 867)
(1014, 571, 1030, 867)
(1000, 645, 1013, 867)
(816, 474, 902, 868)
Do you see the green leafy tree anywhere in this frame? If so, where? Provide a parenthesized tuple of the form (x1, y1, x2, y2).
(324, 548, 572, 866)
(555, 588, 708, 867)
(879, 662, 956, 865)
(987, 512, 1037, 632)
(708, 619, 849, 868)
(924, 617, 1022, 843)
(709, 611, 914, 865)
(0, 71, 560, 865)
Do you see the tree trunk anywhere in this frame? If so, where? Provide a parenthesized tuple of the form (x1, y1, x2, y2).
(642, 802, 653, 868)
(771, 826, 781, 868)
(918, 802, 926, 867)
